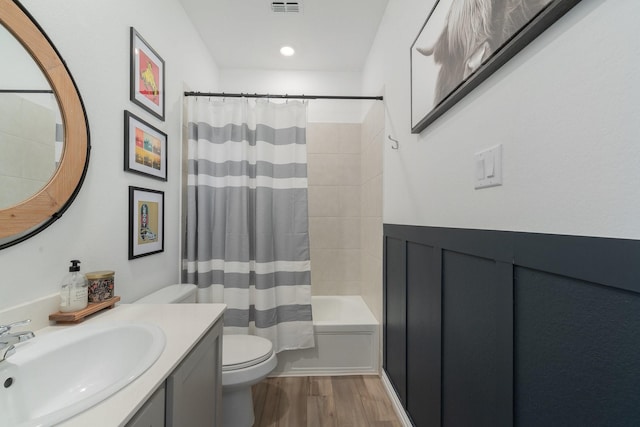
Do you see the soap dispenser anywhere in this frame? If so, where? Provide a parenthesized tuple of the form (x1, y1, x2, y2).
(59, 260, 88, 312)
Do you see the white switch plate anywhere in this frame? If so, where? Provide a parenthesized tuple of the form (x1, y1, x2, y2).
(474, 144, 502, 189)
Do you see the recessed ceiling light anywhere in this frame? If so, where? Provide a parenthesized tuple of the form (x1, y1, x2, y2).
(280, 46, 295, 57)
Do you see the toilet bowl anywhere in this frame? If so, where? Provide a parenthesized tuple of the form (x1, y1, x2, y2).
(222, 334, 277, 427)
(134, 284, 277, 427)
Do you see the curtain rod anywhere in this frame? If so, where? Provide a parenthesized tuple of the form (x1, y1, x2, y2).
(0, 89, 54, 94)
(184, 91, 383, 101)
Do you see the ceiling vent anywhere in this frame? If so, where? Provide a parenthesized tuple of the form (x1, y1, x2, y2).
(271, 2, 302, 13)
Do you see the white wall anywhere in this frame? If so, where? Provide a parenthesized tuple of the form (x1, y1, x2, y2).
(0, 0, 219, 310)
(219, 68, 373, 123)
(364, 0, 640, 239)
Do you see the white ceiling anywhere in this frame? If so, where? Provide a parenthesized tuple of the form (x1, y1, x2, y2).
(178, 0, 389, 72)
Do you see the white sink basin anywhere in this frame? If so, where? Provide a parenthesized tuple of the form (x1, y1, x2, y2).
(0, 321, 165, 427)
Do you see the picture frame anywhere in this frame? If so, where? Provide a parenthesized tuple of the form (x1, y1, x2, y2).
(130, 27, 165, 121)
(128, 186, 164, 259)
(410, 0, 582, 134)
(124, 110, 167, 181)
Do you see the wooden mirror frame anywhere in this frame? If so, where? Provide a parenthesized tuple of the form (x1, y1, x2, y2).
(0, 0, 90, 249)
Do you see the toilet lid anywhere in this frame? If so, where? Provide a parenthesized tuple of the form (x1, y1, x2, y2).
(222, 335, 274, 371)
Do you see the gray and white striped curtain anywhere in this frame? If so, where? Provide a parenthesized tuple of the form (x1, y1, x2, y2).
(183, 97, 314, 352)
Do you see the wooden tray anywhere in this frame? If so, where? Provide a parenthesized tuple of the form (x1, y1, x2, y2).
(49, 296, 120, 323)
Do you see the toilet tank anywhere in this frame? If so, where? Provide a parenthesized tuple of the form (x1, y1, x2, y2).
(134, 284, 197, 304)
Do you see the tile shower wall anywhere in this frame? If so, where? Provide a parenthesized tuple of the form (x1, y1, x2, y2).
(307, 123, 362, 295)
(360, 102, 384, 322)
(307, 101, 384, 323)
(0, 94, 57, 208)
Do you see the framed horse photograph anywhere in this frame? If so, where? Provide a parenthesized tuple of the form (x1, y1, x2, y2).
(410, 0, 582, 134)
(130, 27, 165, 121)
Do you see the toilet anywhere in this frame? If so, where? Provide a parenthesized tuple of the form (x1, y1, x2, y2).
(222, 334, 277, 427)
(134, 284, 278, 427)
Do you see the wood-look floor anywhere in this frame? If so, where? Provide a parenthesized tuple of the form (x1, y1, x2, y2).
(252, 375, 403, 427)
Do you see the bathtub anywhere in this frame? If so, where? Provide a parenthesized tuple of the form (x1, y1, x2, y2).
(272, 295, 380, 376)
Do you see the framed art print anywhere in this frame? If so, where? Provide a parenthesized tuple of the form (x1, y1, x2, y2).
(130, 27, 165, 120)
(410, 0, 582, 134)
(128, 186, 164, 259)
(124, 110, 167, 181)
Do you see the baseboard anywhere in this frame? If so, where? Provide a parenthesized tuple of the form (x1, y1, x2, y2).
(269, 369, 378, 377)
(381, 370, 412, 427)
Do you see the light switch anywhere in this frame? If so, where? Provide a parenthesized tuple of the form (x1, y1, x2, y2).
(475, 158, 485, 180)
(474, 144, 502, 189)
(486, 155, 495, 177)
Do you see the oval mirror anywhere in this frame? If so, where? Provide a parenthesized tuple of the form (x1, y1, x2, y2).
(0, 0, 90, 250)
(0, 25, 62, 210)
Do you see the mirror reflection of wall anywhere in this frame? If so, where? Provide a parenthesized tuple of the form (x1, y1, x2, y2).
(0, 24, 62, 209)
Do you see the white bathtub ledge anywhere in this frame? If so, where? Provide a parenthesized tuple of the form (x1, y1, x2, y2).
(273, 295, 380, 376)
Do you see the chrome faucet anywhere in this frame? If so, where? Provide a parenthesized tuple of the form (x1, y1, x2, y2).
(0, 319, 35, 362)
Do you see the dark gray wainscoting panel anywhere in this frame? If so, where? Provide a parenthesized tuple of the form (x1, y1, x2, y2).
(406, 242, 440, 427)
(515, 267, 640, 426)
(384, 236, 407, 405)
(442, 251, 512, 427)
(383, 224, 640, 427)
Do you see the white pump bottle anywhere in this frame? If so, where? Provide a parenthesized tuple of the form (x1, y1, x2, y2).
(59, 259, 88, 312)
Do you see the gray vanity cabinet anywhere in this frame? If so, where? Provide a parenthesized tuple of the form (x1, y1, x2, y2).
(125, 385, 166, 427)
(126, 319, 223, 427)
(166, 320, 223, 426)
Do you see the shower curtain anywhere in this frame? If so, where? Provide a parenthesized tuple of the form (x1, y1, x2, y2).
(183, 97, 314, 352)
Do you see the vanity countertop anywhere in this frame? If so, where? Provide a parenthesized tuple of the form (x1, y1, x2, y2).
(40, 303, 226, 426)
